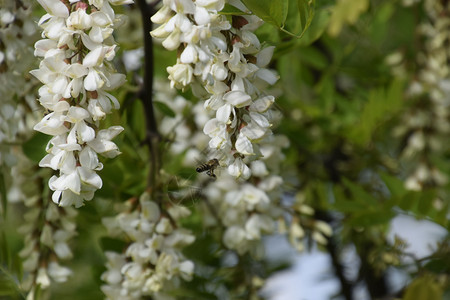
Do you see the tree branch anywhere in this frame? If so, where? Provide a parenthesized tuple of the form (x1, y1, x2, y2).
(136, 0, 160, 191)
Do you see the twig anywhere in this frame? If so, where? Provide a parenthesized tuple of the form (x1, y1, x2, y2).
(136, 0, 161, 191)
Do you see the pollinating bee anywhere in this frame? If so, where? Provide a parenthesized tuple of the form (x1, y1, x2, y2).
(196, 158, 220, 178)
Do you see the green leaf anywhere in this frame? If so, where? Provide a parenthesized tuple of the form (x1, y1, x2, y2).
(398, 190, 436, 218)
(297, 8, 331, 46)
(154, 101, 176, 118)
(99, 237, 127, 253)
(219, 3, 249, 15)
(327, 0, 369, 37)
(341, 177, 378, 208)
(242, 0, 288, 28)
(417, 190, 434, 216)
(0, 276, 15, 296)
(403, 275, 443, 300)
(297, 0, 315, 38)
(379, 172, 407, 199)
(0, 170, 6, 216)
(347, 79, 404, 146)
(0, 233, 11, 271)
(348, 210, 394, 227)
(22, 132, 51, 164)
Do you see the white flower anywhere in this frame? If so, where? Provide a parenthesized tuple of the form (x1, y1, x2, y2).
(37, 0, 69, 18)
(32, 0, 130, 207)
(223, 226, 247, 253)
(153, 0, 279, 179)
(101, 194, 195, 298)
(48, 262, 73, 282)
(227, 157, 251, 179)
(36, 267, 51, 288)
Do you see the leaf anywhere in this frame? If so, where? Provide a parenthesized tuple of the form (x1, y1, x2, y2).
(99, 237, 127, 253)
(242, 0, 288, 28)
(379, 172, 407, 199)
(327, 0, 369, 37)
(154, 101, 176, 118)
(341, 177, 378, 208)
(297, 8, 331, 46)
(417, 190, 435, 216)
(348, 210, 394, 227)
(22, 132, 51, 164)
(347, 79, 404, 146)
(0, 170, 7, 216)
(219, 3, 249, 15)
(0, 275, 15, 296)
(297, 0, 315, 38)
(403, 275, 443, 300)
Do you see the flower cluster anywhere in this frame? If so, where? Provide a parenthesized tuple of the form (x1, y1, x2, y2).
(285, 192, 333, 252)
(153, 80, 292, 256)
(12, 161, 77, 298)
(101, 192, 195, 299)
(31, 0, 132, 207)
(20, 202, 77, 298)
(0, 0, 39, 165)
(151, 0, 279, 180)
(391, 0, 450, 191)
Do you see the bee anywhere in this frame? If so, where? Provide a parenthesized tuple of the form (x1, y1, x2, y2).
(196, 158, 220, 178)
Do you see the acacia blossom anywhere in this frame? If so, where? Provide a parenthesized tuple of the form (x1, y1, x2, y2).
(152, 80, 332, 262)
(151, 0, 279, 180)
(31, 0, 132, 207)
(101, 192, 195, 299)
(0, 0, 40, 165)
(390, 0, 450, 194)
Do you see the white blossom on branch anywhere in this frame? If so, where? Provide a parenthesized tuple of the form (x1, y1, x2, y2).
(101, 192, 195, 299)
(31, 0, 132, 207)
(151, 0, 279, 180)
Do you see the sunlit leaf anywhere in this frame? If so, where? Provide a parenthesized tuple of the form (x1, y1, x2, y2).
(242, 0, 288, 28)
(327, 0, 369, 37)
(403, 275, 443, 300)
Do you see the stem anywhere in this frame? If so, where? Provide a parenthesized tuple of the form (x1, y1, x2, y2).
(136, 0, 160, 191)
(315, 211, 354, 300)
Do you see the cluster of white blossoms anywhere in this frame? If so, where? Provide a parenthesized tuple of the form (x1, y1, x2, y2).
(12, 160, 77, 298)
(8, 155, 77, 299)
(151, 0, 278, 180)
(0, 0, 39, 166)
(20, 201, 77, 298)
(101, 192, 195, 299)
(31, 0, 133, 207)
(153, 80, 318, 257)
(391, 0, 450, 191)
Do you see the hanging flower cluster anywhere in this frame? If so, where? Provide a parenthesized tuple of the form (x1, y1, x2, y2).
(31, 0, 132, 207)
(12, 159, 77, 298)
(20, 201, 77, 298)
(0, 0, 39, 165)
(101, 192, 195, 299)
(151, 0, 279, 180)
(391, 0, 450, 191)
(152, 80, 293, 258)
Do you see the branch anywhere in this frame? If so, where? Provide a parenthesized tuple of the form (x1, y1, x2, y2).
(136, 0, 160, 191)
(315, 211, 354, 300)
